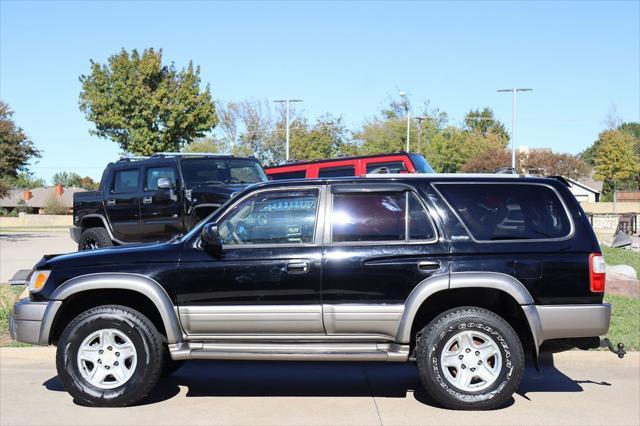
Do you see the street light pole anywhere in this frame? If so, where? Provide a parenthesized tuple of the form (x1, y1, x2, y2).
(273, 98, 303, 161)
(497, 88, 532, 170)
(415, 116, 427, 152)
(399, 92, 410, 151)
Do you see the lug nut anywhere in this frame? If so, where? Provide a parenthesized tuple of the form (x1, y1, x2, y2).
(105, 365, 110, 370)
(115, 352, 120, 357)
(475, 351, 480, 356)
(470, 367, 476, 372)
(99, 350, 103, 354)
(465, 348, 471, 353)
(114, 361, 119, 366)
(461, 364, 466, 369)
(458, 355, 464, 360)
(97, 359, 102, 364)
(478, 360, 482, 365)
(107, 346, 113, 351)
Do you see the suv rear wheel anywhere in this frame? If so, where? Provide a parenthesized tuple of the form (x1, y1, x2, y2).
(78, 227, 112, 251)
(415, 306, 524, 410)
(56, 305, 163, 407)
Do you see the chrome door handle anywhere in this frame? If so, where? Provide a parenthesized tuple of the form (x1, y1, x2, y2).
(143, 196, 152, 204)
(106, 199, 116, 206)
(286, 261, 309, 274)
(418, 260, 440, 271)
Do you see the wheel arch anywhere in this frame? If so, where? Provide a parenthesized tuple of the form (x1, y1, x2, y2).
(396, 272, 542, 355)
(41, 273, 183, 345)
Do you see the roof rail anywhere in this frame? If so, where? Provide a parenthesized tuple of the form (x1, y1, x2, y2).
(118, 155, 150, 162)
(152, 152, 234, 158)
(364, 173, 524, 179)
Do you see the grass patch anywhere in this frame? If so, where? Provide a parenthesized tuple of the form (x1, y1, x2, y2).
(602, 246, 640, 275)
(0, 284, 29, 346)
(605, 294, 640, 351)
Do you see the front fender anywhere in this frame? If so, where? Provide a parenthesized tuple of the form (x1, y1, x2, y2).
(42, 273, 183, 344)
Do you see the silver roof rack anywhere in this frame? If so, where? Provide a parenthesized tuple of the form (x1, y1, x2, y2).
(153, 152, 233, 157)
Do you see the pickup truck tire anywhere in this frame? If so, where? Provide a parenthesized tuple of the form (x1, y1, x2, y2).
(56, 305, 163, 407)
(415, 306, 524, 411)
(78, 227, 112, 251)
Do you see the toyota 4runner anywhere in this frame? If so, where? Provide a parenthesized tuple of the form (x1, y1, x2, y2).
(10, 173, 618, 410)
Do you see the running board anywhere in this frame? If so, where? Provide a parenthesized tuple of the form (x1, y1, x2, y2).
(169, 341, 410, 362)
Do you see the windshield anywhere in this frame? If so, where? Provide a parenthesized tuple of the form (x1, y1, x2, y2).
(408, 153, 434, 173)
(180, 158, 267, 186)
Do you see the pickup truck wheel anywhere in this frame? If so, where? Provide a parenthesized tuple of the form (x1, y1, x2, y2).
(415, 307, 524, 410)
(78, 227, 112, 251)
(56, 305, 163, 407)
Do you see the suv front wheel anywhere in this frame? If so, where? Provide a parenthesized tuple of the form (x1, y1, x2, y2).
(56, 305, 163, 407)
(415, 306, 524, 410)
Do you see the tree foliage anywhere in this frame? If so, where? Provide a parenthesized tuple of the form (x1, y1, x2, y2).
(593, 130, 640, 197)
(461, 147, 513, 173)
(79, 48, 218, 155)
(0, 101, 40, 196)
(52, 171, 99, 190)
(463, 107, 509, 140)
(523, 151, 591, 179)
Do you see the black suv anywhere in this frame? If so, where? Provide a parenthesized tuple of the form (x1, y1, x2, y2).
(11, 174, 613, 410)
(71, 153, 267, 250)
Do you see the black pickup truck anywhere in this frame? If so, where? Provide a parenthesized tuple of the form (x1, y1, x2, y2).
(71, 153, 267, 250)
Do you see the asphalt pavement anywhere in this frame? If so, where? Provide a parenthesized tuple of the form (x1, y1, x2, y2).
(0, 348, 638, 426)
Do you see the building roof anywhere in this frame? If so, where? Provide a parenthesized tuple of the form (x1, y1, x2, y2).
(565, 176, 602, 194)
(0, 186, 87, 208)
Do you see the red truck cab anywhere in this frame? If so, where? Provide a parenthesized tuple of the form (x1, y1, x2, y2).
(265, 152, 433, 180)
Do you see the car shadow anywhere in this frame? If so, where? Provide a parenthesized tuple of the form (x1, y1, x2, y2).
(42, 352, 610, 409)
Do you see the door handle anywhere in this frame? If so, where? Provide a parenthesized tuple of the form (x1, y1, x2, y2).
(143, 196, 152, 204)
(286, 261, 309, 274)
(106, 199, 116, 206)
(418, 260, 440, 271)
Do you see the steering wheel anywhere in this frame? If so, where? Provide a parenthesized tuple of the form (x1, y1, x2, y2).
(222, 221, 244, 244)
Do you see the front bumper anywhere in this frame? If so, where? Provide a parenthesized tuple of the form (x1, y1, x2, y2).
(9, 298, 61, 345)
(70, 226, 82, 243)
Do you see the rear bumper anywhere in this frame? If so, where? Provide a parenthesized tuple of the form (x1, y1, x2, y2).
(536, 303, 611, 341)
(69, 226, 82, 243)
(9, 298, 61, 345)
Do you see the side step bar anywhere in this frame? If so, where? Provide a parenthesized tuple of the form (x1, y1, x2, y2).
(169, 341, 410, 362)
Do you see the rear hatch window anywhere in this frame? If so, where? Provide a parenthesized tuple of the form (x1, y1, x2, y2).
(435, 183, 572, 241)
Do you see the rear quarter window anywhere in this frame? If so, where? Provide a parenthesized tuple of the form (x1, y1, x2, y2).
(435, 183, 572, 241)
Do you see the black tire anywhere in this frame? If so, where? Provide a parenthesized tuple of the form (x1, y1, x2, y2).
(78, 227, 113, 251)
(56, 305, 163, 407)
(160, 346, 184, 377)
(415, 306, 524, 410)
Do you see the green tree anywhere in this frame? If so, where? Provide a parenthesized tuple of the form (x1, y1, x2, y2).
(291, 115, 352, 161)
(463, 107, 509, 140)
(593, 130, 640, 201)
(79, 48, 218, 155)
(52, 171, 83, 187)
(0, 101, 40, 196)
(1, 171, 45, 190)
(523, 151, 592, 179)
(182, 137, 223, 153)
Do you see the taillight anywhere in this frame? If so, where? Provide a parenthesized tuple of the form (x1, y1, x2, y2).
(589, 253, 606, 293)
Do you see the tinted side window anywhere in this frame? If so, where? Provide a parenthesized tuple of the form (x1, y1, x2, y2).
(218, 189, 318, 245)
(112, 169, 139, 193)
(270, 170, 307, 180)
(146, 167, 176, 191)
(332, 193, 405, 242)
(319, 166, 356, 177)
(366, 161, 407, 174)
(409, 193, 436, 240)
(436, 183, 572, 241)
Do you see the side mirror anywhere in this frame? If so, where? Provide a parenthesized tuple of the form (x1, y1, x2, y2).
(201, 223, 223, 257)
(157, 177, 174, 190)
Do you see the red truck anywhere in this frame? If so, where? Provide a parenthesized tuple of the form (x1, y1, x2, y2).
(265, 152, 434, 180)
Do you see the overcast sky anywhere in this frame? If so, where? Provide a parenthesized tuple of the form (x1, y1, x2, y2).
(1, 0, 638, 182)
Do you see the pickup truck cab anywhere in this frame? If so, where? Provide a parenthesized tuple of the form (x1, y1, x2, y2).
(71, 153, 267, 250)
(11, 173, 619, 409)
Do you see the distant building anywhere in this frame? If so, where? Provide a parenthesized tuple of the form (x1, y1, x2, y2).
(0, 184, 86, 214)
(566, 177, 602, 203)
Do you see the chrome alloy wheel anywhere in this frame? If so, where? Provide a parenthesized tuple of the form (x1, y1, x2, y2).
(440, 330, 503, 392)
(77, 329, 138, 389)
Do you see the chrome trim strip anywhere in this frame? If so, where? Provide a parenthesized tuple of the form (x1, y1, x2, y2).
(51, 273, 183, 344)
(323, 304, 404, 338)
(536, 303, 611, 341)
(183, 333, 395, 342)
(179, 305, 324, 335)
(431, 181, 575, 244)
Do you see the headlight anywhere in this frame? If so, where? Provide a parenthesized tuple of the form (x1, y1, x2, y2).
(28, 270, 51, 293)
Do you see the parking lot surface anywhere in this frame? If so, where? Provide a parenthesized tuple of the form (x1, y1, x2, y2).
(0, 348, 638, 426)
(0, 230, 76, 283)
